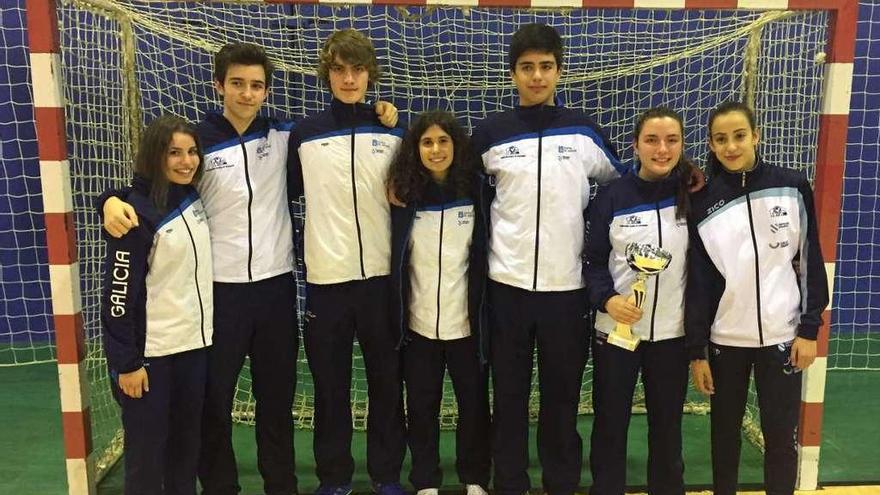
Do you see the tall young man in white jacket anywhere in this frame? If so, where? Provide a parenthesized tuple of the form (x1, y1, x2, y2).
(469, 24, 626, 495)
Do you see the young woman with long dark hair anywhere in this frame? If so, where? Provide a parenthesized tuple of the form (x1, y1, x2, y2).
(585, 106, 695, 495)
(102, 114, 212, 495)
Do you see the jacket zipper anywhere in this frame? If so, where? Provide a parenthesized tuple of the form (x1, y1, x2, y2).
(350, 126, 366, 279)
(532, 131, 543, 291)
(435, 207, 445, 339)
(744, 192, 765, 345)
(649, 203, 663, 341)
(180, 207, 206, 346)
(240, 138, 254, 281)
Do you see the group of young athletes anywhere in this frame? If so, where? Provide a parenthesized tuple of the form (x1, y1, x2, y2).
(99, 22, 829, 495)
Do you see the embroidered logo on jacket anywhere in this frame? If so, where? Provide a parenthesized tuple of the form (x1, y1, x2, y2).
(769, 205, 790, 233)
(770, 223, 789, 234)
(769, 206, 788, 218)
(557, 145, 577, 161)
(372, 138, 391, 155)
(620, 215, 646, 228)
(457, 210, 474, 226)
(257, 141, 271, 159)
(206, 155, 233, 172)
(501, 145, 526, 159)
(192, 204, 207, 224)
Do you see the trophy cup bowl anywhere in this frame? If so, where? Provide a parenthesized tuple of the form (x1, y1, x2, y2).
(606, 243, 673, 351)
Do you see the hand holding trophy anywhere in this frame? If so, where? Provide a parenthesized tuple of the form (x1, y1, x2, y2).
(606, 242, 673, 351)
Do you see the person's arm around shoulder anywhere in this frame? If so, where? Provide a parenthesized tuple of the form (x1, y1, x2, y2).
(687, 161, 707, 193)
(582, 117, 626, 186)
(104, 197, 139, 238)
(375, 101, 398, 128)
(97, 186, 138, 238)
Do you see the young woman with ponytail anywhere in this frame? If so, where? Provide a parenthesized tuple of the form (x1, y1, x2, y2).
(584, 106, 696, 495)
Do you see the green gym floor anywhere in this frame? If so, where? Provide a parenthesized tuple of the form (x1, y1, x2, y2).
(2, 363, 877, 495)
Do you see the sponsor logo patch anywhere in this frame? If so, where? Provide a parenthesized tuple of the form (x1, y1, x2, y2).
(620, 214, 646, 228)
(192, 204, 207, 223)
(501, 145, 526, 160)
(769, 206, 788, 218)
(769, 206, 790, 233)
(770, 222, 790, 233)
(557, 145, 576, 161)
(205, 155, 233, 171)
(256, 141, 270, 159)
(457, 210, 474, 226)
(372, 138, 392, 155)
(707, 199, 725, 215)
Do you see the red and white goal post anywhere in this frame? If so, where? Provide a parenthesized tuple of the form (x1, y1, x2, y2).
(21, 0, 854, 493)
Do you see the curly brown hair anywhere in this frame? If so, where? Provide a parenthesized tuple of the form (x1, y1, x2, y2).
(316, 29, 381, 88)
(388, 110, 477, 204)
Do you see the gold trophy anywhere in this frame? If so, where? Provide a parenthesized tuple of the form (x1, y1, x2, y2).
(607, 242, 673, 351)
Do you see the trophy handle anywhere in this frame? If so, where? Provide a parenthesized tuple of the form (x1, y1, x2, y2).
(631, 276, 647, 309)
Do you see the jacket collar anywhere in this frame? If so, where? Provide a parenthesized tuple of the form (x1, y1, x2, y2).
(204, 111, 266, 137)
(714, 155, 765, 188)
(330, 98, 376, 123)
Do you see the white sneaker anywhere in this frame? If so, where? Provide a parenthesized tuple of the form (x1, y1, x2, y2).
(417, 489, 439, 495)
(466, 485, 488, 495)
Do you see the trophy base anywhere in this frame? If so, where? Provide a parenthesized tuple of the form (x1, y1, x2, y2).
(607, 331, 640, 351)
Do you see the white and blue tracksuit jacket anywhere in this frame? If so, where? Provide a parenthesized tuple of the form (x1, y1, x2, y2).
(685, 159, 829, 359)
(102, 176, 214, 373)
(197, 113, 295, 283)
(390, 179, 490, 362)
(98, 114, 295, 283)
(585, 168, 689, 342)
(471, 104, 626, 292)
(287, 98, 406, 284)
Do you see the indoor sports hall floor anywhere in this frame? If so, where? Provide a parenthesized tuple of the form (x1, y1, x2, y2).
(2, 362, 877, 494)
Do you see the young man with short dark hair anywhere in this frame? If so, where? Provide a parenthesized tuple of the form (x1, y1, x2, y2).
(470, 24, 626, 495)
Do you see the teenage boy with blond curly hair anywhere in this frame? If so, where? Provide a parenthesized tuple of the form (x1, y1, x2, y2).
(287, 29, 407, 495)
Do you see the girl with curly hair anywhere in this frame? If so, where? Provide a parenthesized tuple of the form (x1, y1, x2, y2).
(388, 110, 491, 495)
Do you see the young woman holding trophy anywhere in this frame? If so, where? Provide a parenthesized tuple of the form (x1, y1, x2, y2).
(584, 106, 696, 495)
(685, 101, 829, 495)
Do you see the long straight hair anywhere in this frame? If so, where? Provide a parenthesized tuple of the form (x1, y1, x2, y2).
(632, 106, 692, 219)
(134, 115, 204, 213)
